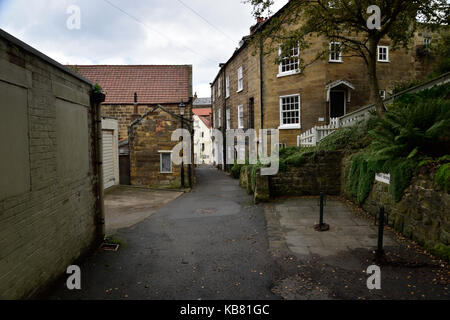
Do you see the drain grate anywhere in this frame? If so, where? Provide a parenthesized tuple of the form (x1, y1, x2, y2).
(100, 243, 120, 252)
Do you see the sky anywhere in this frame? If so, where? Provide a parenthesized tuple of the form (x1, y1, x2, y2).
(0, 0, 288, 97)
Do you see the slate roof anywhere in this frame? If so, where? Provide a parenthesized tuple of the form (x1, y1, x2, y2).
(193, 97, 212, 106)
(73, 65, 191, 104)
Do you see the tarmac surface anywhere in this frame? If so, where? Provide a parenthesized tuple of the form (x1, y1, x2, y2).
(48, 166, 449, 300)
(49, 165, 278, 300)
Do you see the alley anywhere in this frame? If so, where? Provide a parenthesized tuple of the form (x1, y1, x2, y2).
(49, 166, 278, 300)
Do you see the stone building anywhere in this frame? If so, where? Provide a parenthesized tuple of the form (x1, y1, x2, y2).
(210, 3, 437, 165)
(74, 65, 193, 141)
(75, 65, 194, 188)
(0, 29, 104, 299)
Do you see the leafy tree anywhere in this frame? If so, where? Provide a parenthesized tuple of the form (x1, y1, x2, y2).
(246, 0, 449, 117)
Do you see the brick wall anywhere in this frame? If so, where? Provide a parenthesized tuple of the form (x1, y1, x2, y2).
(0, 31, 101, 299)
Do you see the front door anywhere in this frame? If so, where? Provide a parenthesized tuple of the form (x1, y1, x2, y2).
(330, 91, 346, 118)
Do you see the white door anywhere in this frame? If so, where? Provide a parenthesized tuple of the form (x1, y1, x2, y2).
(102, 130, 115, 189)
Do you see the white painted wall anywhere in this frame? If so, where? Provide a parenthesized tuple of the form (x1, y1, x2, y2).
(193, 115, 213, 165)
(102, 118, 119, 189)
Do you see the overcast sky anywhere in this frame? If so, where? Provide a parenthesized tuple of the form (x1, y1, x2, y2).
(0, 0, 288, 97)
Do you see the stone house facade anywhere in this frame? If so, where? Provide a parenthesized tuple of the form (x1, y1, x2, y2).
(211, 4, 437, 163)
(128, 103, 194, 188)
(0, 29, 104, 299)
(75, 65, 194, 189)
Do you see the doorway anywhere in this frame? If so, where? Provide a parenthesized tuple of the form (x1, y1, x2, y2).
(329, 90, 346, 119)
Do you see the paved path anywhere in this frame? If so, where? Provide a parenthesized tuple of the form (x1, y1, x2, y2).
(49, 166, 278, 300)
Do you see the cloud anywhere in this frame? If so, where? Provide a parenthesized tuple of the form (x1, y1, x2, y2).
(0, 0, 288, 97)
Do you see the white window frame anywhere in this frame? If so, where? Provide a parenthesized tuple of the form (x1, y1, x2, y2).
(279, 94, 301, 130)
(159, 151, 173, 174)
(226, 76, 230, 98)
(278, 44, 301, 77)
(379, 90, 386, 100)
(218, 108, 222, 127)
(377, 46, 389, 62)
(226, 108, 231, 129)
(329, 42, 342, 63)
(237, 67, 243, 93)
(238, 105, 244, 129)
(424, 37, 432, 45)
(212, 86, 215, 102)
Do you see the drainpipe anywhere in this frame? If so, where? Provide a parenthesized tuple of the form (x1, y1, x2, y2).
(259, 37, 264, 130)
(220, 64, 227, 171)
(92, 89, 106, 243)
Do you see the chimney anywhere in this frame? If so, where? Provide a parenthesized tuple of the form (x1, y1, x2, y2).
(131, 92, 141, 122)
(250, 17, 267, 35)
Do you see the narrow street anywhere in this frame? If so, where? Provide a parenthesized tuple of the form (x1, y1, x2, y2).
(50, 166, 279, 300)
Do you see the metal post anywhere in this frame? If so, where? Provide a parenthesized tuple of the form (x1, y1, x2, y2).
(181, 115, 185, 189)
(319, 193, 324, 225)
(314, 192, 329, 232)
(375, 206, 385, 259)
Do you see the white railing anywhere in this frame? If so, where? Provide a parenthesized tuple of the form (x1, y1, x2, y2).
(298, 117, 340, 147)
(298, 107, 374, 147)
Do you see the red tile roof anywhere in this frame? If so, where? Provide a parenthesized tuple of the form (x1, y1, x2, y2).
(198, 116, 212, 129)
(74, 65, 191, 104)
(193, 108, 212, 116)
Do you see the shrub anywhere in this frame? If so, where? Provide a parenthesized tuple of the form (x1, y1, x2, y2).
(435, 163, 450, 192)
(369, 84, 450, 161)
(231, 164, 243, 179)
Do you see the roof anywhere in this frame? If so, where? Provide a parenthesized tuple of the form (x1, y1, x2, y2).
(211, 1, 291, 85)
(193, 97, 212, 106)
(73, 65, 191, 104)
(198, 115, 211, 129)
(192, 108, 212, 116)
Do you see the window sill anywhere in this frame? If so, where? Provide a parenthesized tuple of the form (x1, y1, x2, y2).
(236, 89, 243, 93)
(279, 125, 301, 130)
(377, 60, 390, 63)
(329, 60, 343, 63)
(160, 172, 173, 174)
(277, 70, 301, 78)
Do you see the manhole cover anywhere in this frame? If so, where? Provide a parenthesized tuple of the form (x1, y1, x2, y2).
(100, 243, 120, 252)
(195, 208, 216, 215)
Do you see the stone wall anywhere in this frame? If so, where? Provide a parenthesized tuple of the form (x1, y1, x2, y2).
(128, 104, 193, 188)
(341, 155, 449, 259)
(0, 30, 102, 299)
(239, 151, 342, 202)
(270, 151, 343, 197)
(102, 104, 153, 141)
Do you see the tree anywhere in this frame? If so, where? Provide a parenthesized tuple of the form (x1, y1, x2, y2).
(246, 0, 449, 117)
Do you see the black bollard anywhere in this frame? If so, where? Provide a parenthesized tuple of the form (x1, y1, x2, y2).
(375, 206, 385, 260)
(314, 192, 330, 232)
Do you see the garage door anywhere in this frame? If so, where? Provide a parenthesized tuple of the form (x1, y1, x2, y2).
(103, 130, 115, 189)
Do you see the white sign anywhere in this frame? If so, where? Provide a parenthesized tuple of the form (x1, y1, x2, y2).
(375, 173, 390, 185)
